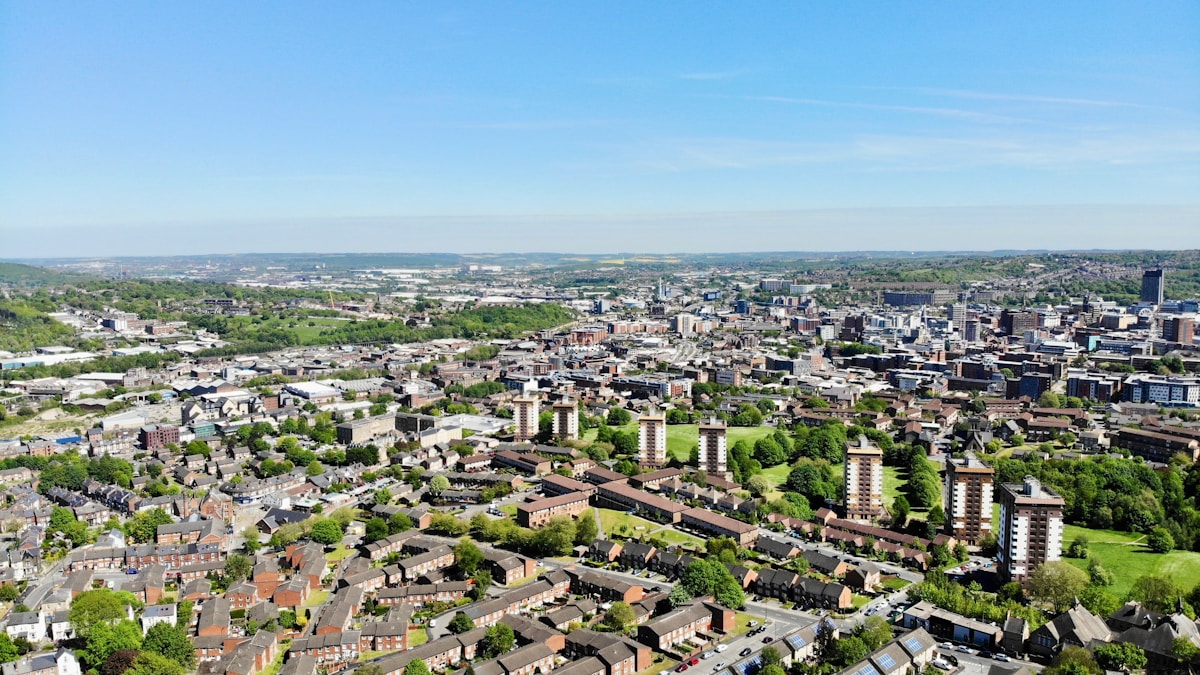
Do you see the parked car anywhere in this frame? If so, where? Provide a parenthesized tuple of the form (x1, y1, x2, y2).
(713, 663, 725, 672)
(716, 645, 728, 653)
(689, 658, 700, 666)
(702, 652, 714, 660)
(748, 621, 759, 627)
(931, 660, 952, 670)
(676, 665, 689, 672)
(939, 642, 953, 650)
(994, 654, 1011, 662)
(979, 652, 993, 659)
(740, 648, 753, 657)
(955, 646, 974, 654)
(762, 637, 774, 643)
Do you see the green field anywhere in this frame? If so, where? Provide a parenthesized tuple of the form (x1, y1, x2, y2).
(597, 507, 657, 538)
(1064, 539, 1200, 598)
(655, 528, 706, 547)
(665, 425, 778, 462)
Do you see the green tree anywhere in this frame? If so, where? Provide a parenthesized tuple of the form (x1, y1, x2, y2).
(761, 647, 782, 668)
(668, 585, 694, 608)
(1045, 646, 1101, 675)
(1129, 575, 1182, 613)
(309, 518, 344, 545)
(574, 511, 598, 545)
(449, 612, 476, 634)
(745, 474, 773, 498)
(1066, 535, 1089, 559)
(100, 650, 139, 675)
(1087, 559, 1114, 587)
(454, 538, 484, 576)
(482, 623, 516, 658)
(142, 622, 197, 668)
(0, 634, 18, 664)
(405, 660, 432, 675)
(429, 474, 451, 495)
(71, 589, 131, 639)
(127, 651, 184, 675)
(1093, 643, 1147, 672)
(891, 495, 910, 528)
(83, 619, 143, 670)
(602, 601, 637, 632)
(224, 553, 253, 582)
(1148, 527, 1175, 553)
(1028, 561, 1089, 613)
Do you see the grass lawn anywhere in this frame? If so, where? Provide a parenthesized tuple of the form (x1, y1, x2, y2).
(665, 424, 779, 463)
(597, 507, 658, 539)
(1061, 526, 1200, 598)
(360, 649, 402, 662)
(729, 611, 759, 636)
(641, 658, 681, 675)
(499, 504, 517, 517)
(654, 528, 706, 548)
(852, 594, 871, 609)
(882, 576, 911, 591)
(326, 545, 357, 562)
(407, 627, 428, 647)
(303, 589, 330, 608)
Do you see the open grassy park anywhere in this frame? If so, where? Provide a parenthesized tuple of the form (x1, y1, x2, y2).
(596, 507, 657, 539)
(1061, 524, 1200, 598)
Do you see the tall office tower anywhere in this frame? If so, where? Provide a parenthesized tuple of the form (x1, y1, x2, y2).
(551, 400, 579, 441)
(949, 303, 968, 334)
(698, 419, 729, 480)
(1141, 269, 1165, 305)
(638, 412, 667, 468)
(945, 455, 995, 545)
(963, 319, 980, 342)
(1162, 316, 1196, 345)
(998, 476, 1065, 583)
(843, 435, 885, 523)
(512, 396, 539, 442)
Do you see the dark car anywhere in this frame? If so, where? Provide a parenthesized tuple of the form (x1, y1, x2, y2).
(762, 637, 774, 643)
(979, 652, 994, 660)
(676, 666, 688, 673)
(739, 649, 753, 657)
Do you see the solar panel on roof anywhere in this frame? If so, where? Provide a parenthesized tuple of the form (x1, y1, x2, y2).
(788, 635, 808, 648)
(856, 665, 878, 675)
(877, 654, 896, 670)
(904, 637, 924, 653)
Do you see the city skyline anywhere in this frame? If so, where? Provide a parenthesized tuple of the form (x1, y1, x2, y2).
(2, 2, 1198, 256)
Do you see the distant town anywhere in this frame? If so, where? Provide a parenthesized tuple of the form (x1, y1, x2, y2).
(0, 250, 1198, 675)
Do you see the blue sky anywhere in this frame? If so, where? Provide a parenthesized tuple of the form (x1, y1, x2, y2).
(1, 1, 1198, 256)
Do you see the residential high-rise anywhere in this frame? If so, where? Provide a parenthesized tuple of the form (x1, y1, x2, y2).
(551, 401, 579, 441)
(512, 396, 539, 442)
(1141, 269, 1165, 305)
(843, 435, 884, 523)
(945, 456, 995, 546)
(1162, 316, 1195, 345)
(949, 303, 968, 334)
(698, 419, 728, 480)
(638, 412, 667, 468)
(997, 476, 1065, 583)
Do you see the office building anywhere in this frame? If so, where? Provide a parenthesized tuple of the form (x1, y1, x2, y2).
(945, 456, 994, 545)
(843, 436, 884, 523)
(638, 412, 667, 468)
(698, 420, 728, 480)
(512, 396, 539, 442)
(1124, 374, 1200, 406)
(1141, 269, 1164, 305)
(997, 477, 1065, 583)
(1162, 316, 1195, 345)
(552, 401, 579, 441)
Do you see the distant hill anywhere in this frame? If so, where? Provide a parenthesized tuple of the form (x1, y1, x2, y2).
(0, 262, 82, 287)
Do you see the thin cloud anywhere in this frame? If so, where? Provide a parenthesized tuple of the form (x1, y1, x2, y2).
(744, 95, 1037, 125)
(679, 70, 747, 81)
(906, 86, 1160, 109)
